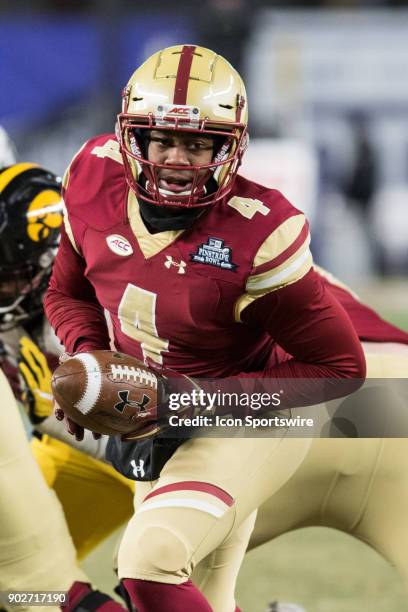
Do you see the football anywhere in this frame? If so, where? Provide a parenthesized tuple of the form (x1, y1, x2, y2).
(51, 350, 160, 438)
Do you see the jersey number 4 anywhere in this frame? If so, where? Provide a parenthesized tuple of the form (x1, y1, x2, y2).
(118, 284, 169, 364)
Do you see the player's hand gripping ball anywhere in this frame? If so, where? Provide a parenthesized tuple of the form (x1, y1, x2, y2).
(51, 350, 198, 440)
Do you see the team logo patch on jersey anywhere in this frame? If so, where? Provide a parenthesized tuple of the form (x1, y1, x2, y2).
(190, 237, 237, 271)
(106, 234, 133, 256)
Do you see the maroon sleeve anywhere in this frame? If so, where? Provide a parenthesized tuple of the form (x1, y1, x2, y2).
(44, 226, 111, 353)
(239, 268, 366, 406)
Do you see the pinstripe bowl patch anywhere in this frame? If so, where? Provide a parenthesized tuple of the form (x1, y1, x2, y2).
(190, 237, 237, 271)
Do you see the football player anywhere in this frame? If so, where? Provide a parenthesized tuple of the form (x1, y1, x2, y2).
(0, 163, 134, 612)
(192, 271, 408, 610)
(45, 45, 365, 611)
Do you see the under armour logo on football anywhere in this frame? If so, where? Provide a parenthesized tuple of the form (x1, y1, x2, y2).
(130, 459, 145, 478)
(164, 255, 186, 274)
(114, 390, 150, 414)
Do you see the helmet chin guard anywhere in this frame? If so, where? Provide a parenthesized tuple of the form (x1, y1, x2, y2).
(117, 44, 248, 208)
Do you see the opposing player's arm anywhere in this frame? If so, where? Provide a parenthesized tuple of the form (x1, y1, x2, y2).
(44, 225, 110, 353)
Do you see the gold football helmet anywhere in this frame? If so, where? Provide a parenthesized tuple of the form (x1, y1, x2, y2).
(117, 44, 248, 208)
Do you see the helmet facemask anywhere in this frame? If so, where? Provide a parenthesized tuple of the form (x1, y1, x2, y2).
(0, 249, 56, 331)
(118, 114, 248, 208)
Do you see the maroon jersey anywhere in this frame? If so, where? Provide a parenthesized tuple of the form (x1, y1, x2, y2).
(45, 134, 364, 391)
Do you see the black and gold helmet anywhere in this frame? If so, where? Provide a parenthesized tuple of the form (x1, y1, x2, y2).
(0, 163, 63, 329)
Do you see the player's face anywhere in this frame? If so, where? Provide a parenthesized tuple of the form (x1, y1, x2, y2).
(147, 130, 214, 195)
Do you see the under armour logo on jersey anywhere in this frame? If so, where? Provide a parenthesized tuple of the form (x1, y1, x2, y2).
(164, 255, 186, 274)
(130, 459, 145, 478)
